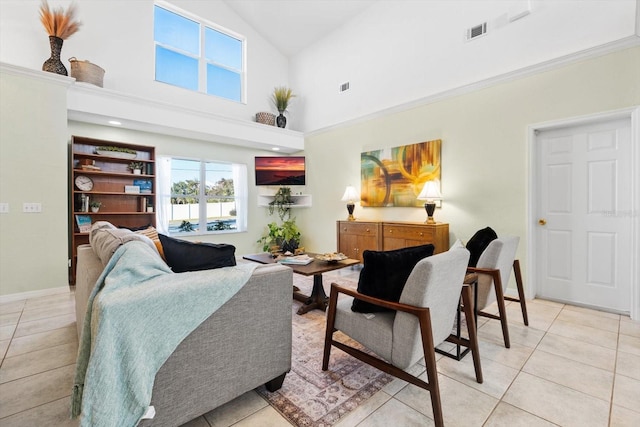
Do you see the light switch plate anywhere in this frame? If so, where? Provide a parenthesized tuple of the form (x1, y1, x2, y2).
(0, 203, 8, 214)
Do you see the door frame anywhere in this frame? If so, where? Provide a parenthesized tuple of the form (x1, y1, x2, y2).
(527, 106, 640, 320)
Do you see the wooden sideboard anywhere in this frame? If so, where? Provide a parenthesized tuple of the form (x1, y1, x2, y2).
(337, 220, 449, 263)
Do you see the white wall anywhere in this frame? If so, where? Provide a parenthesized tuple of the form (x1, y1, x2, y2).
(290, 0, 637, 132)
(0, 0, 290, 126)
(298, 47, 640, 294)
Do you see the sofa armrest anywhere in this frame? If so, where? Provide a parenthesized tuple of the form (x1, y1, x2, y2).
(74, 244, 104, 339)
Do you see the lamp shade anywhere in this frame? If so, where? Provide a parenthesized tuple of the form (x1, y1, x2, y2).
(417, 180, 442, 200)
(341, 186, 359, 202)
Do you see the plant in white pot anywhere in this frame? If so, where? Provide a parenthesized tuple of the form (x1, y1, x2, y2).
(128, 161, 144, 175)
(90, 201, 102, 213)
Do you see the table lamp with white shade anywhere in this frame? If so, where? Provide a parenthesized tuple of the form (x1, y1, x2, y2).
(417, 180, 442, 224)
(341, 186, 359, 221)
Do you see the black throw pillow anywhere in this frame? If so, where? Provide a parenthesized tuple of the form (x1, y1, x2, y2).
(158, 234, 236, 273)
(351, 244, 435, 313)
(465, 227, 497, 267)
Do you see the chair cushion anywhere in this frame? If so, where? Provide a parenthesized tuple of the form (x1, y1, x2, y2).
(351, 244, 435, 313)
(466, 227, 497, 267)
(158, 234, 236, 273)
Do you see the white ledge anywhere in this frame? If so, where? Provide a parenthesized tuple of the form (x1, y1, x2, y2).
(1, 62, 305, 154)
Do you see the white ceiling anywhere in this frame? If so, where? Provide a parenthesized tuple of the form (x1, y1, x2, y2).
(223, 0, 377, 57)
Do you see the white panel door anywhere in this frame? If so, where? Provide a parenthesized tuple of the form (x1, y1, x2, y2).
(536, 118, 632, 312)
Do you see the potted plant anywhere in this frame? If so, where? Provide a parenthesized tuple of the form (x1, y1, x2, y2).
(257, 219, 301, 253)
(271, 86, 295, 128)
(89, 201, 101, 213)
(128, 161, 144, 174)
(268, 186, 294, 221)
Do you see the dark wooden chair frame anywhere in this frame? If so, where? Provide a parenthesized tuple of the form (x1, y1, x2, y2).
(322, 282, 483, 427)
(467, 259, 529, 349)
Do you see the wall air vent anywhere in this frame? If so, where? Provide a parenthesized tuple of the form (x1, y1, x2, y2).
(466, 22, 487, 41)
(339, 82, 350, 93)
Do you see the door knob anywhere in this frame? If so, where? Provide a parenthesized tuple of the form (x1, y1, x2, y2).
(538, 219, 547, 225)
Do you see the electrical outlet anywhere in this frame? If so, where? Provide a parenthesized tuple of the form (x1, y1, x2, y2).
(23, 203, 42, 213)
(0, 203, 8, 214)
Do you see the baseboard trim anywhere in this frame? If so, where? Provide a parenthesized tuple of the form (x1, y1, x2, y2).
(0, 286, 72, 304)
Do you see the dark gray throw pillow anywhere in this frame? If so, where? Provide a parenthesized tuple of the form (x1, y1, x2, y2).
(158, 234, 236, 273)
(351, 244, 435, 313)
(465, 227, 497, 267)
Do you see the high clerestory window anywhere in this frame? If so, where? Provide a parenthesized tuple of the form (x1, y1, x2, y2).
(153, 1, 245, 102)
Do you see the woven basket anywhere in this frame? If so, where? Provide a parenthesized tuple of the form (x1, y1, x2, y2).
(69, 57, 105, 87)
(256, 112, 276, 126)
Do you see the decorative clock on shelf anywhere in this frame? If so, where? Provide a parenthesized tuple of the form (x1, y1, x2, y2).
(75, 175, 93, 191)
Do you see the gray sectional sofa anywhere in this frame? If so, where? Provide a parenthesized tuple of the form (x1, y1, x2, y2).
(74, 231, 293, 426)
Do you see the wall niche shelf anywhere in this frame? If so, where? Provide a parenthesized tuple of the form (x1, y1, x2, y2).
(257, 194, 312, 208)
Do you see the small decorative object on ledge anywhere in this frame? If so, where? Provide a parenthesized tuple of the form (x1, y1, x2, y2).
(271, 86, 295, 128)
(256, 112, 276, 126)
(69, 57, 105, 87)
(39, 0, 81, 76)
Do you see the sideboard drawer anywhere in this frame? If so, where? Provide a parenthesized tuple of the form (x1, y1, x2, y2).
(382, 225, 435, 242)
(339, 222, 378, 236)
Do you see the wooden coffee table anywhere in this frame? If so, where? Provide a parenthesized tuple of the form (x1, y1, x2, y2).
(243, 253, 359, 314)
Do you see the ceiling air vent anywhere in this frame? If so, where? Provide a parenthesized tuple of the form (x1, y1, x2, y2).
(339, 82, 350, 93)
(466, 22, 487, 41)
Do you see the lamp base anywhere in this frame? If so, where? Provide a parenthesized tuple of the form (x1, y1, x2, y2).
(346, 203, 356, 221)
(424, 202, 436, 224)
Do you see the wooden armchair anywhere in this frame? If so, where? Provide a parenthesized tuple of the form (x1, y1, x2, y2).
(467, 236, 528, 348)
(322, 249, 482, 427)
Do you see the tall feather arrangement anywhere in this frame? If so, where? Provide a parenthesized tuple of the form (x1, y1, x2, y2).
(39, 0, 81, 40)
(271, 86, 295, 113)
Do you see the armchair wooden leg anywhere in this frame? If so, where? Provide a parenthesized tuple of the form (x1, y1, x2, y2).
(322, 284, 339, 371)
(460, 285, 483, 384)
(418, 311, 444, 427)
(513, 260, 529, 326)
(492, 272, 511, 348)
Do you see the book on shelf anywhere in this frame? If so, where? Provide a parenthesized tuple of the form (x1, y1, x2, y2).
(277, 255, 313, 265)
(125, 185, 140, 194)
(133, 179, 152, 194)
(75, 215, 92, 233)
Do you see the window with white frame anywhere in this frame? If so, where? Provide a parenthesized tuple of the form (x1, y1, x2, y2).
(154, 1, 245, 102)
(156, 157, 247, 235)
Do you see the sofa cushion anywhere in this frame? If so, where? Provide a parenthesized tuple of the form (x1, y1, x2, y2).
(466, 227, 497, 267)
(89, 221, 158, 266)
(134, 226, 165, 261)
(351, 244, 435, 313)
(158, 234, 236, 273)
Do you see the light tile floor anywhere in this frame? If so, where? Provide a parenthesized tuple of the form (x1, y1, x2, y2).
(1, 268, 639, 426)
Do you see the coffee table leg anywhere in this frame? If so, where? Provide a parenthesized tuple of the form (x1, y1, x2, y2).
(294, 274, 328, 315)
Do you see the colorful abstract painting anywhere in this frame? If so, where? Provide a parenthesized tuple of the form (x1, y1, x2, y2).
(361, 139, 441, 207)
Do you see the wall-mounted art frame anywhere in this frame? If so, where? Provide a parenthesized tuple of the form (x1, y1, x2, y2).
(360, 139, 441, 207)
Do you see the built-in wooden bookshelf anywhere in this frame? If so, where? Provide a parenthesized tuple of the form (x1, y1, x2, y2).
(69, 136, 156, 284)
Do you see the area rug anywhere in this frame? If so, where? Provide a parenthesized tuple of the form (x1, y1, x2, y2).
(256, 274, 393, 427)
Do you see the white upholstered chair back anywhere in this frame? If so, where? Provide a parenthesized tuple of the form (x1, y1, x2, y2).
(475, 236, 519, 310)
(392, 248, 470, 369)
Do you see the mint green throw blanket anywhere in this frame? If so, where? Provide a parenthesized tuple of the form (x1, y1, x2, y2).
(71, 241, 257, 427)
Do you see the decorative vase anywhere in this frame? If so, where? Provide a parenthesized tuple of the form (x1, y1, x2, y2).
(91, 207, 99, 213)
(133, 169, 142, 175)
(276, 112, 287, 128)
(42, 36, 68, 76)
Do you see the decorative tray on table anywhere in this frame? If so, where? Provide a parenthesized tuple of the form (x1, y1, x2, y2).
(315, 252, 348, 263)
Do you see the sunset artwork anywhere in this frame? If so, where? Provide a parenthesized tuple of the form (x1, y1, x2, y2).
(255, 156, 306, 186)
(361, 139, 441, 207)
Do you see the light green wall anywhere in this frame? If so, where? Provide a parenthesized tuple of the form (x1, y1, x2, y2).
(299, 47, 640, 283)
(0, 71, 70, 295)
